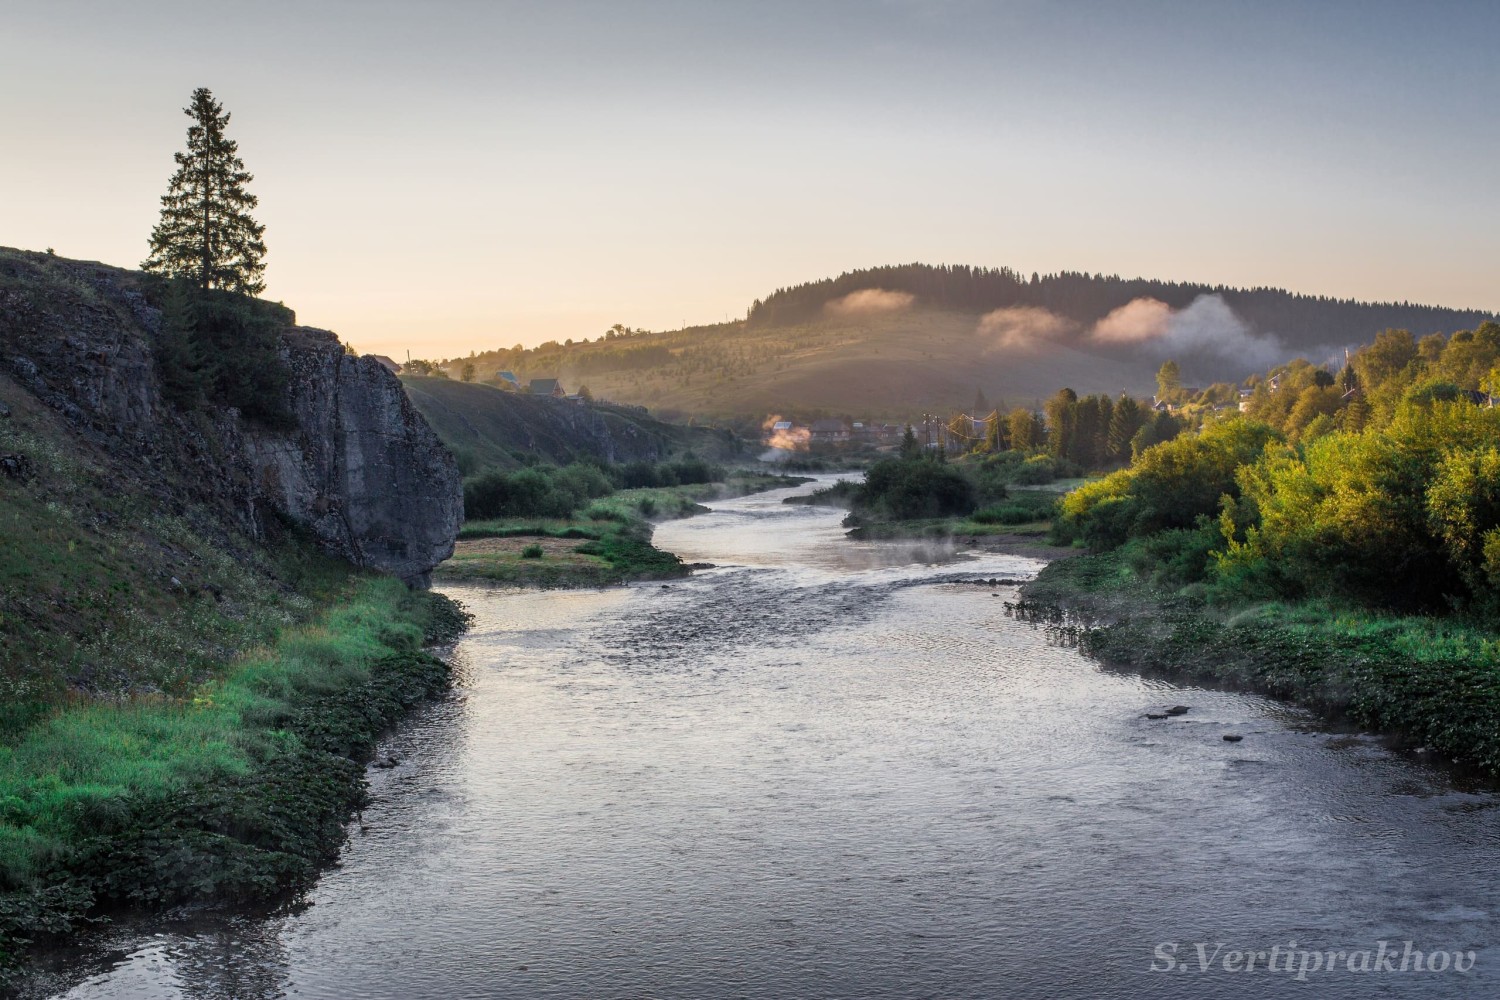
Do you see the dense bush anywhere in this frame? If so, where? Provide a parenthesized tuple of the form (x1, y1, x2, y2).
(846, 457, 978, 523)
(463, 462, 614, 520)
(1053, 419, 1281, 550)
(1219, 401, 1500, 610)
(610, 455, 723, 489)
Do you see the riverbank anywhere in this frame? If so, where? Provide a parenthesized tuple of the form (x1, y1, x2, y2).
(0, 578, 469, 983)
(1018, 552, 1500, 779)
(438, 471, 809, 587)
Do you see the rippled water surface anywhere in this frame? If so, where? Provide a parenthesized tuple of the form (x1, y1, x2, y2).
(36, 478, 1500, 998)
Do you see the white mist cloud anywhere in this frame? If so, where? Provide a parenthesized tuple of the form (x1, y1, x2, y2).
(1091, 294, 1284, 368)
(1093, 297, 1172, 343)
(824, 288, 916, 317)
(977, 305, 1076, 352)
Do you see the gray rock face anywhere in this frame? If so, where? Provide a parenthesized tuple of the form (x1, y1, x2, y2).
(0, 250, 460, 585)
(248, 331, 459, 584)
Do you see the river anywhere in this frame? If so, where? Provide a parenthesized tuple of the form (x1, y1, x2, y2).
(31, 477, 1500, 998)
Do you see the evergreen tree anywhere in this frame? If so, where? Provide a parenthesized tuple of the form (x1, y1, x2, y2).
(1044, 387, 1078, 461)
(143, 88, 267, 295)
(900, 424, 921, 460)
(1106, 396, 1143, 464)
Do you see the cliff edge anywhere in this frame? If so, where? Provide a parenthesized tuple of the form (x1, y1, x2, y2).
(0, 248, 460, 585)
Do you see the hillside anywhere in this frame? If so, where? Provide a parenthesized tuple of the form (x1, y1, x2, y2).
(445, 264, 1495, 421)
(401, 376, 744, 471)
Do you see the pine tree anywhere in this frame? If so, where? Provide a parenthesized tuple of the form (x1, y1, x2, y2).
(143, 88, 267, 295)
(1106, 396, 1143, 463)
(900, 425, 921, 460)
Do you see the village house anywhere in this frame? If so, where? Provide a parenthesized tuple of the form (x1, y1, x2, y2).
(809, 419, 851, 444)
(527, 378, 566, 398)
(369, 355, 401, 374)
(495, 370, 523, 391)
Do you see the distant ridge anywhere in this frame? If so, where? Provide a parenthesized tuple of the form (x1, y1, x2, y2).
(747, 263, 1494, 351)
(444, 262, 1497, 420)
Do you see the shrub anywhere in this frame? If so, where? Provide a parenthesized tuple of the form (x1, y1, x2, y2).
(1010, 454, 1061, 485)
(462, 462, 615, 521)
(847, 458, 977, 523)
(520, 543, 544, 559)
(971, 498, 1055, 525)
(612, 461, 667, 489)
(1054, 419, 1281, 549)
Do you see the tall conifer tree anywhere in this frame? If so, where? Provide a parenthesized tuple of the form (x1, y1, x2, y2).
(143, 88, 267, 295)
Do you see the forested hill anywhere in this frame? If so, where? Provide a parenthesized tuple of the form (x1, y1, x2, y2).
(747, 264, 1493, 350)
(440, 263, 1495, 421)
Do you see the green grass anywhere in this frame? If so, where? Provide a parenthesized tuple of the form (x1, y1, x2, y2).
(0, 578, 466, 973)
(0, 577, 427, 889)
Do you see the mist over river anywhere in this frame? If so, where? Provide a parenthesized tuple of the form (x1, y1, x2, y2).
(33, 478, 1500, 998)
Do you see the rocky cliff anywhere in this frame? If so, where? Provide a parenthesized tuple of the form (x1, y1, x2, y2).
(0, 249, 460, 585)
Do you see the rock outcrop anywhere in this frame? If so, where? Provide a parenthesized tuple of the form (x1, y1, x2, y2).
(0, 249, 460, 585)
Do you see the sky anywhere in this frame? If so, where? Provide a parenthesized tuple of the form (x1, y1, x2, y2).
(4, 0, 1499, 359)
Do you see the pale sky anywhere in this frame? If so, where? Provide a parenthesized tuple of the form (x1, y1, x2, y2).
(4, 0, 1499, 358)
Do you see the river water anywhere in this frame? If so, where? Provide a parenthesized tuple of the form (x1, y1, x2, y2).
(32, 477, 1500, 998)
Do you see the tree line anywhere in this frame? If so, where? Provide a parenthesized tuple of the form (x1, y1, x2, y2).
(747, 263, 1493, 352)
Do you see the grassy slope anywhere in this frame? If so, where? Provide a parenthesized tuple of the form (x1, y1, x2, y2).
(0, 370, 351, 728)
(457, 310, 1163, 421)
(400, 375, 742, 470)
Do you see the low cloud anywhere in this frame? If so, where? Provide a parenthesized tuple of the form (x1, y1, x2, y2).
(824, 288, 916, 317)
(1093, 298, 1173, 344)
(977, 306, 1077, 352)
(1091, 294, 1285, 368)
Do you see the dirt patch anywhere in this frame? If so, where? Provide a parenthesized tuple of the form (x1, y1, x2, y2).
(453, 536, 590, 558)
